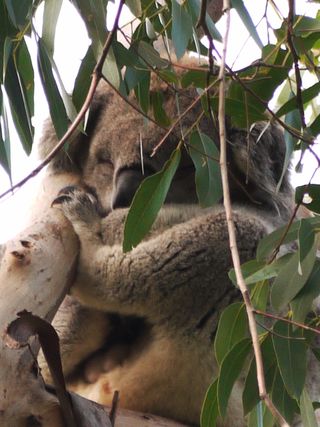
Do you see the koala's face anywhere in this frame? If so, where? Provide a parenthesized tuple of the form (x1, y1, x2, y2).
(81, 84, 198, 212)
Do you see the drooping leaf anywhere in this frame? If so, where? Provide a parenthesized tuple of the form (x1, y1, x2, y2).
(271, 225, 317, 310)
(272, 321, 307, 399)
(4, 55, 33, 154)
(0, 89, 11, 178)
(189, 131, 222, 207)
(171, 0, 193, 59)
(135, 71, 150, 114)
(126, 0, 142, 17)
(276, 90, 301, 192)
(231, 0, 263, 49)
(214, 303, 249, 366)
(201, 379, 219, 427)
(137, 41, 169, 69)
(276, 82, 320, 118)
(16, 39, 34, 118)
(270, 368, 299, 423)
(72, 45, 96, 111)
(257, 217, 320, 261)
(123, 148, 181, 252)
(243, 335, 276, 415)
(151, 91, 171, 126)
(217, 338, 252, 417)
(42, 0, 63, 55)
(37, 38, 68, 139)
(71, 0, 107, 45)
(4, 0, 33, 29)
(187, 0, 222, 42)
(291, 260, 320, 323)
(229, 254, 292, 286)
(300, 388, 319, 427)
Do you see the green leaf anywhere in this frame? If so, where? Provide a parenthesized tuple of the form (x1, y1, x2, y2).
(171, 0, 193, 59)
(137, 41, 169, 69)
(0, 89, 11, 178)
(257, 217, 320, 261)
(151, 91, 170, 126)
(201, 380, 219, 427)
(123, 148, 181, 252)
(271, 225, 317, 310)
(4, 55, 33, 154)
(231, 0, 263, 49)
(126, 0, 142, 17)
(16, 39, 34, 118)
(42, 0, 63, 55)
(189, 131, 222, 207)
(276, 82, 320, 118)
(135, 72, 150, 114)
(272, 321, 307, 399)
(37, 38, 68, 140)
(5, 0, 33, 29)
(71, 0, 107, 45)
(72, 45, 96, 111)
(243, 336, 276, 415)
(291, 260, 320, 323)
(230, 254, 292, 286)
(276, 91, 300, 192)
(214, 303, 249, 366)
(300, 388, 318, 427)
(187, 0, 222, 42)
(217, 338, 252, 417)
(296, 184, 320, 214)
(270, 369, 298, 423)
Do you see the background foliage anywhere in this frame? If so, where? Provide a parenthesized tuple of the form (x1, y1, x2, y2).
(1, 0, 320, 425)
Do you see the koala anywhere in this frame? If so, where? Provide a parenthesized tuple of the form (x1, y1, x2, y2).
(37, 71, 294, 426)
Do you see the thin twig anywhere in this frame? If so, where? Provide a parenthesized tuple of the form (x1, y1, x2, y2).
(218, 2, 289, 425)
(286, 0, 306, 130)
(254, 310, 320, 335)
(0, 0, 126, 201)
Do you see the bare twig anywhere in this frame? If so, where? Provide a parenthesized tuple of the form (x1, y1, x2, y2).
(0, 0, 126, 201)
(218, 2, 289, 426)
(254, 309, 320, 335)
(286, 0, 306, 130)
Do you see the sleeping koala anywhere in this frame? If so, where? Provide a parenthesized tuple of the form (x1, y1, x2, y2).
(37, 75, 294, 426)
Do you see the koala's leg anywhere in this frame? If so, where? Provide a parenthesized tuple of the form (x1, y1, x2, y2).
(53, 187, 268, 334)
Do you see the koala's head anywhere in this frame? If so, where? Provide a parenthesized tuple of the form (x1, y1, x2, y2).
(39, 75, 292, 217)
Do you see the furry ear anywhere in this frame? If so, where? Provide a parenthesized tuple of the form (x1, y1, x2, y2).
(37, 88, 110, 174)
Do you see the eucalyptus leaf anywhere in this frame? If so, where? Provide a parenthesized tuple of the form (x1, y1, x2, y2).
(296, 184, 320, 214)
(276, 82, 320, 118)
(217, 338, 252, 417)
(123, 148, 181, 252)
(271, 232, 317, 310)
(4, 0, 33, 29)
(214, 303, 249, 366)
(72, 45, 96, 111)
(201, 379, 219, 427)
(37, 38, 68, 139)
(189, 131, 222, 207)
(42, 0, 63, 55)
(151, 91, 171, 126)
(272, 321, 307, 399)
(300, 388, 318, 427)
(171, 0, 193, 59)
(231, 0, 263, 49)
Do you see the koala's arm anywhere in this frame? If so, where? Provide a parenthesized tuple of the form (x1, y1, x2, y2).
(56, 189, 268, 334)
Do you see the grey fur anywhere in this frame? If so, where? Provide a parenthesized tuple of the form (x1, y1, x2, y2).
(37, 78, 294, 426)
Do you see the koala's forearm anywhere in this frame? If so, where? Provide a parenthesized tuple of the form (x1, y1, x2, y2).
(72, 210, 267, 330)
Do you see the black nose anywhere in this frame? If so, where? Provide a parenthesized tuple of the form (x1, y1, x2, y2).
(112, 168, 146, 209)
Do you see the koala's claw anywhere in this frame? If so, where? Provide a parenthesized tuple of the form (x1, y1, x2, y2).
(51, 194, 73, 207)
(52, 186, 102, 228)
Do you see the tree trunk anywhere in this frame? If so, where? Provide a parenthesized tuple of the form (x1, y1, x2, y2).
(0, 173, 189, 427)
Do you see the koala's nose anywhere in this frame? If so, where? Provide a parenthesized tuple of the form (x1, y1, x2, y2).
(112, 168, 147, 209)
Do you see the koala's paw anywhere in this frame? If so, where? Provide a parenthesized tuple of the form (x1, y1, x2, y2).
(52, 186, 101, 227)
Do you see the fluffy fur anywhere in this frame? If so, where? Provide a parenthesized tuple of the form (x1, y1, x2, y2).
(37, 74, 294, 426)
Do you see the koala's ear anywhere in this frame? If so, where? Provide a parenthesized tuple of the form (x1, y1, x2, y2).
(37, 86, 108, 175)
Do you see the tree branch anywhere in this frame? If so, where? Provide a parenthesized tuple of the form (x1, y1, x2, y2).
(217, 2, 289, 425)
